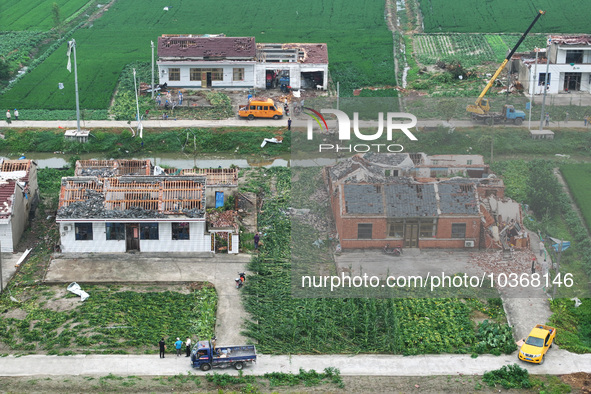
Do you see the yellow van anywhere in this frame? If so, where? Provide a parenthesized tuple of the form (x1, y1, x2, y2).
(238, 98, 284, 120)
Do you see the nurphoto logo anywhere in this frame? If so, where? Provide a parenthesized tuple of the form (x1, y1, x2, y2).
(304, 108, 418, 153)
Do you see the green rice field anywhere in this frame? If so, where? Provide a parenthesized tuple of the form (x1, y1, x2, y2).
(561, 164, 591, 231)
(419, 0, 590, 33)
(0, 0, 396, 110)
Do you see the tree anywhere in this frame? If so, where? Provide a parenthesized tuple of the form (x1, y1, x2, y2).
(526, 159, 562, 219)
(52, 3, 61, 28)
(0, 58, 10, 81)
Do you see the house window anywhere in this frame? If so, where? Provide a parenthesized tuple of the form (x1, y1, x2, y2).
(172, 222, 190, 240)
(169, 68, 180, 81)
(233, 68, 244, 81)
(190, 68, 201, 81)
(419, 219, 437, 238)
(106, 223, 125, 240)
(357, 223, 373, 239)
(538, 73, 550, 86)
(388, 220, 404, 238)
(565, 50, 583, 64)
(75, 223, 93, 240)
(467, 160, 472, 165)
(451, 223, 466, 238)
(140, 223, 159, 240)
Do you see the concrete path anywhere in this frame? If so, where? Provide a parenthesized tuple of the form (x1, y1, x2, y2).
(0, 118, 569, 130)
(0, 350, 589, 377)
(44, 253, 251, 345)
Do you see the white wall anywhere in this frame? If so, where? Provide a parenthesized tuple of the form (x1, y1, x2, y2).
(60, 221, 210, 253)
(0, 221, 14, 252)
(159, 64, 256, 88)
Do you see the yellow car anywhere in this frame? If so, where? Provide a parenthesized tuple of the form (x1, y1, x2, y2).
(518, 324, 556, 365)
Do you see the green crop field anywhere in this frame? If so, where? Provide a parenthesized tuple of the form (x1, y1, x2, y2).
(0, 0, 396, 110)
(414, 33, 547, 66)
(419, 0, 590, 33)
(0, 0, 91, 31)
(561, 164, 591, 231)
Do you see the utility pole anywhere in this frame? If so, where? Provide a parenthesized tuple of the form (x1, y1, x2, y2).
(336, 81, 340, 111)
(552, 239, 563, 299)
(71, 39, 81, 133)
(539, 45, 551, 130)
(133, 68, 142, 138)
(528, 48, 539, 129)
(151, 41, 155, 99)
(0, 240, 3, 294)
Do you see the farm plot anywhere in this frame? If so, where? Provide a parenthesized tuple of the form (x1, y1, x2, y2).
(242, 167, 515, 355)
(419, 0, 590, 33)
(0, 0, 395, 110)
(0, 0, 91, 31)
(0, 284, 216, 355)
(414, 33, 547, 67)
(561, 164, 591, 232)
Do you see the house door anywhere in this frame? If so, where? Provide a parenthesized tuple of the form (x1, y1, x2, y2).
(126, 224, 140, 251)
(564, 72, 581, 92)
(215, 192, 224, 208)
(404, 222, 419, 248)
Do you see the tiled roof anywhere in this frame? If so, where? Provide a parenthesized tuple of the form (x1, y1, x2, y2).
(385, 183, 438, 217)
(158, 35, 256, 59)
(0, 180, 16, 219)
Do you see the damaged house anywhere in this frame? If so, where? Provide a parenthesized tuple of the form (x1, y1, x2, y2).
(0, 160, 38, 252)
(325, 153, 528, 250)
(157, 34, 328, 90)
(517, 35, 591, 95)
(57, 160, 240, 254)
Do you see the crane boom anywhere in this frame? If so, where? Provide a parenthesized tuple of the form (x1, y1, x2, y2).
(467, 10, 545, 115)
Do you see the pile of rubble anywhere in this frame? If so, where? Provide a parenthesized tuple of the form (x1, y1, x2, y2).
(57, 190, 166, 219)
(470, 249, 543, 278)
(207, 209, 239, 230)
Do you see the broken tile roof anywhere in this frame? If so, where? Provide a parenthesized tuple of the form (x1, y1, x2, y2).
(342, 178, 479, 218)
(385, 183, 438, 217)
(158, 35, 256, 59)
(549, 35, 591, 45)
(0, 180, 16, 219)
(0, 160, 32, 183)
(438, 182, 479, 215)
(280, 43, 328, 64)
(57, 175, 206, 219)
(75, 160, 151, 177)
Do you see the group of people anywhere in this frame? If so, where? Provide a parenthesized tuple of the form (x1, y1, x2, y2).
(5, 109, 18, 123)
(158, 337, 192, 358)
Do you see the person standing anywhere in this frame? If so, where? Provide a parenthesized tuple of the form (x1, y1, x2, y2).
(545, 113, 550, 126)
(564, 111, 569, 124)
(254, 232, 260, 250)
(175, 337, 183, 357)
(14, 109, 18, 120)
(539, 240, 545, 257)
(185, 337, 192, 357)
(287, 118, 292, 131)
(5, 110, 11, 124)
(159, 337, 166, 358)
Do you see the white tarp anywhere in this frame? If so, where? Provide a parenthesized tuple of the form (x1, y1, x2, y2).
(67, 282, 89, 301)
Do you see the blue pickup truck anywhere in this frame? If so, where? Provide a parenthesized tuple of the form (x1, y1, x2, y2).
(191, 340, 256, 371)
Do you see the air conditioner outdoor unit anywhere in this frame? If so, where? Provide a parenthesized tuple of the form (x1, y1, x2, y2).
(464, 240, 475, 248)
(63, 225, 70, 231)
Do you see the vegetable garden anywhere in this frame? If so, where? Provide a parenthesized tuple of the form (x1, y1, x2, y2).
(0, 284, 217, 355)
(242, 167, 516, 355)
(414, 34, 547, 67)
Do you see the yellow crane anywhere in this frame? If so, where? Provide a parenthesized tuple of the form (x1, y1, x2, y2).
(467, 10, 545, 123)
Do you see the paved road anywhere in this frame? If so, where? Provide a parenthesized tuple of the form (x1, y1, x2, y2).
(0, 350, 589, 377)
(0, 118, 570, 130)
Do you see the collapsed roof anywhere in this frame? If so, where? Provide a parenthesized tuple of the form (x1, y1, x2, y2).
(57, 175, 206, 219)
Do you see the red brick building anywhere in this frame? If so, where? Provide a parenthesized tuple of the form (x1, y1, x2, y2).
(325, 153, 520, 250)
